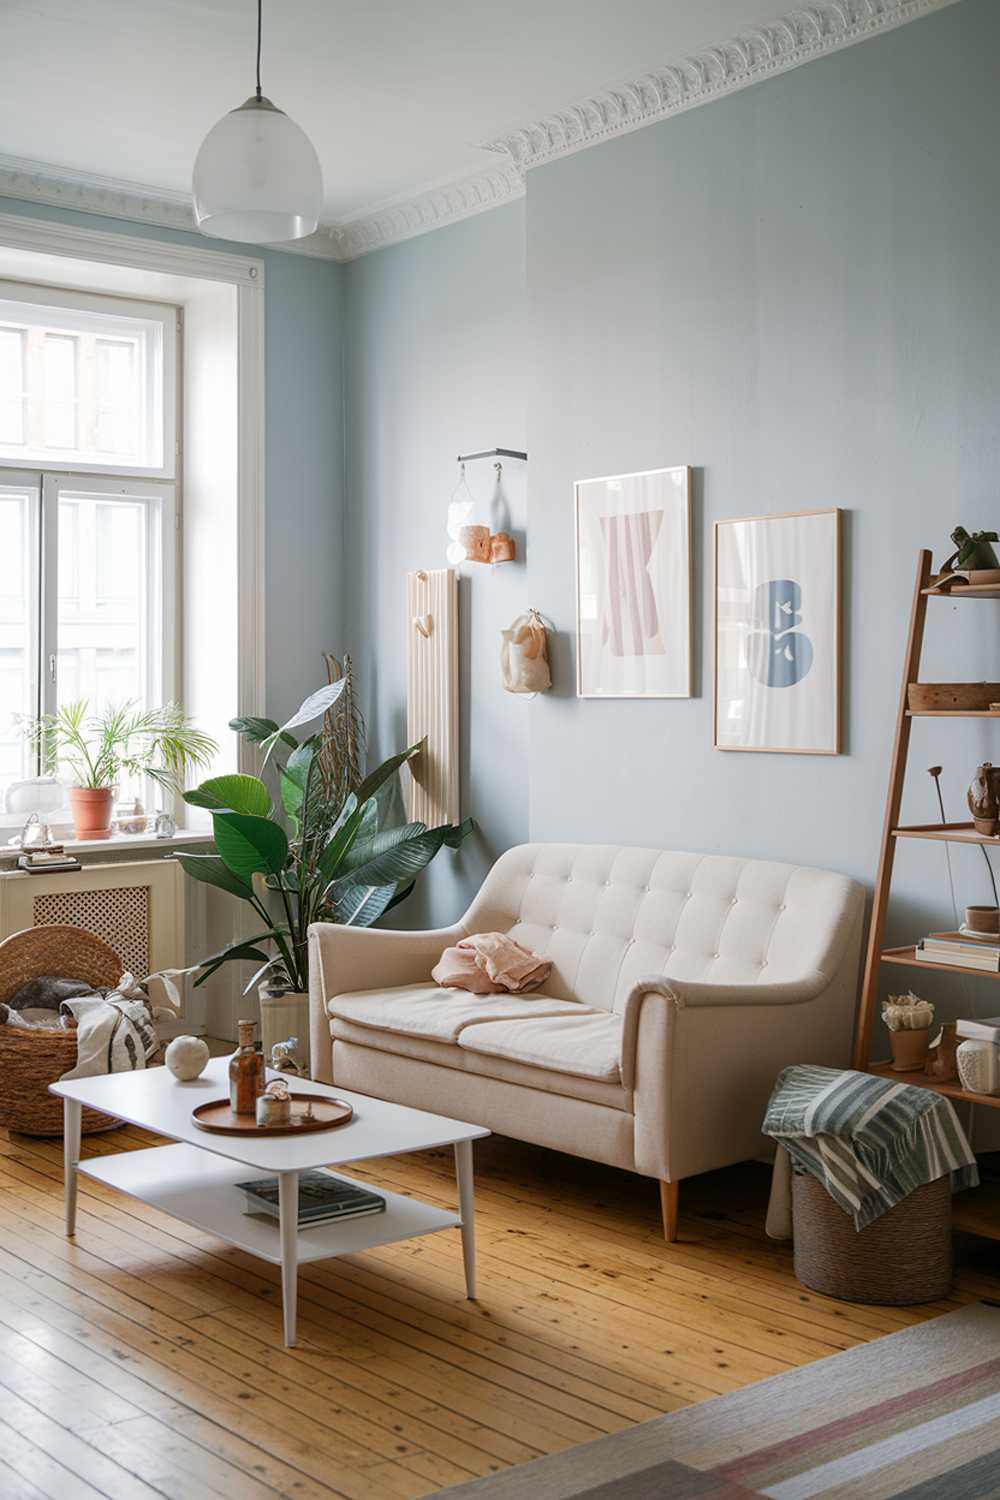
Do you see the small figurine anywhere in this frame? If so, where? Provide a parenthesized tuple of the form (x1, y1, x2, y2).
(270, 1036, 304, 1075)
(968, 762, 1000, 836)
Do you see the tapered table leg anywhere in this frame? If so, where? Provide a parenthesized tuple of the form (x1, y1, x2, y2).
(454, 1139, 477, 1300)
(64, 1098, 82, 1237)
(278, 1170, 299, 1346)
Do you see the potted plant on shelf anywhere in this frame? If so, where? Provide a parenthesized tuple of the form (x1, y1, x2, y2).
(23, 700, 218, 840)
(175, 658, 473, 1071)
(882, 992, 935, 1072)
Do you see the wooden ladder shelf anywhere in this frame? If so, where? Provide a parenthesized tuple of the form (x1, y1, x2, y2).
(854, 547, 1000, 1114)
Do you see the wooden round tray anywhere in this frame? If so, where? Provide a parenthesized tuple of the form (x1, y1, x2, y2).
(191, 1095, 353, 1136)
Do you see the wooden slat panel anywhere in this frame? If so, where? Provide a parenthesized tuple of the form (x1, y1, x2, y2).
(406, 568, 459, 825)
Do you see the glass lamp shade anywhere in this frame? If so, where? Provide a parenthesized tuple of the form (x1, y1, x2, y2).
(193, 96, 323, 243)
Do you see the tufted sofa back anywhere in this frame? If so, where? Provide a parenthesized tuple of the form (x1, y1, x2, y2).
(463, 843, 863, 1014)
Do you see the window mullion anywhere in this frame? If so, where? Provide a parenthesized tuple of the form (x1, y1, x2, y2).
(40, 473, 60, 721)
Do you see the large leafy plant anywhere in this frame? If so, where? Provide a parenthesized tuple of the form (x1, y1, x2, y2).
(176, 663, 472, 995)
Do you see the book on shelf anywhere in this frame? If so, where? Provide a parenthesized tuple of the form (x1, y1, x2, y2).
(956, 1016, 1000, 1043)
(236, 1170, 386, 1228)
(917, 932, 1000, 971)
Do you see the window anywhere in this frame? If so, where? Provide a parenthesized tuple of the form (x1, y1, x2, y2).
(0, 281, 176, 478)
(0, 281, 178, 812)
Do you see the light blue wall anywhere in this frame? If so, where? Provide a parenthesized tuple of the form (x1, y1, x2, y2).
(344, 203, 528, 926)
(0, 197, 344, 725)
(526, 0, 1000, 1003)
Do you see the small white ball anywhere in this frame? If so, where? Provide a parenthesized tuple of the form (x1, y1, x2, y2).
(165, 1035, 210, 1081)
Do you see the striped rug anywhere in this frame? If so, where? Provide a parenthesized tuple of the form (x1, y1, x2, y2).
(437, 1304, 1000, 1499)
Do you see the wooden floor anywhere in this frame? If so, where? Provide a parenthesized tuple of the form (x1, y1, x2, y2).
(1, 1121, 999, 1500)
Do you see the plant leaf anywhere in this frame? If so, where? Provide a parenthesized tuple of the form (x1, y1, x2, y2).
(279, 741, 315, 817)
(315, 798, 369, 886)
(341, 821, 426, 873)
(212, 811, 289, 881)
(229, 715, 298, 749)
(193, 942, 273, 987)
(260, 682, 346, 764)
(330, 882, 398, 927)
(171, 852, 253, 901)
(184, 773, 270, 816)
(334, 825, 451, 889)
(354, 741, 424, 806)
(442, 816, 475, 848)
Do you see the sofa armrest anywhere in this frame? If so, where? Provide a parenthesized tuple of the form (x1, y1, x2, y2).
(307, 920, 465, 1081)
(622, 968, 855, 1180)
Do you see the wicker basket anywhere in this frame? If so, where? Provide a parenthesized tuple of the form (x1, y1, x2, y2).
(793, 1169, 952, 1304)
(0, 925, 125, 1136)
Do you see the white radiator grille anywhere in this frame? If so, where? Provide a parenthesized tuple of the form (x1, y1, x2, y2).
(406, 567, 460, 826)
(33, 885, 151, 976)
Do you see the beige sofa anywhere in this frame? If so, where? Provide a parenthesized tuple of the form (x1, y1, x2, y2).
(308, 843, 864, 1240)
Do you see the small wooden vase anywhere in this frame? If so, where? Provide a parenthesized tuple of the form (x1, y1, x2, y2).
(968, 763, 1000, 837)
(889, 1027, 931, 1073)
(925, 1023, 960, 1083)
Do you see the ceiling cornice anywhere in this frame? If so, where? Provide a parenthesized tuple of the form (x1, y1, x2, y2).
(0, 0, 960, 264)
(484, 0, 960, 170)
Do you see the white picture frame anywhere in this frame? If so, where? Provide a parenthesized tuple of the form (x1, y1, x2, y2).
(714, 507, 842, 755)
(575, 465, 692, 699)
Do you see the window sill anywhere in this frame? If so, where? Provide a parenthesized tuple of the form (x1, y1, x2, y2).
(0, 829, 212, 863)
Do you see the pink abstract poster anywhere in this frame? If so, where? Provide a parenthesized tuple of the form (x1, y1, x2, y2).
(576, 467, 691, 697)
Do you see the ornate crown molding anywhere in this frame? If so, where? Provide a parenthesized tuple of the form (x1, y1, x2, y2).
(484, 0, 960, 171)
(0, 0, 960, 261)
(330, 163, 524, 261)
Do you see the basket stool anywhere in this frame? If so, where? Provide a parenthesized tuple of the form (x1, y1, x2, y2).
(792, 1169, 952, 1304)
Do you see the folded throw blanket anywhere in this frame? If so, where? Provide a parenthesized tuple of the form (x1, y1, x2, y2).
(432, 933, 552, 995)
(764, 1064, 978, 1232)
(59, 973, 170, 1080)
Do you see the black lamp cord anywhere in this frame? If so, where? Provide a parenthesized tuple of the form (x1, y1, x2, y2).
(255, 0, 263, 100)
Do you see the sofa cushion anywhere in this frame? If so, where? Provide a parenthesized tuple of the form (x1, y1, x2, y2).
(458, 1011, 623, 1083)
(327, 983, 588, 1045)
(330, 1017, 632, 1111)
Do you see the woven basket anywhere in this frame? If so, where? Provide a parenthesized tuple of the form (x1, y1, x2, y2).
(793, 1170, 952, 1304)
(0, 925, 125, 1136)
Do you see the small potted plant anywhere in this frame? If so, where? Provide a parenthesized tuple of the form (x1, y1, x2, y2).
(882, 992, 935, 1072)
(23, 700, 217, 840)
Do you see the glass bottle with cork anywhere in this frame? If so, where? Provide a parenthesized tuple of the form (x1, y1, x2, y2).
(229, 1018, 265, 1115)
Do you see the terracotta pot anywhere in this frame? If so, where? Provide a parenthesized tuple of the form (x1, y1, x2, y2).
(965, 905, 1000, 936)
(889, 1026, 931, 1073)
(925, 1023, 960, 1083)
(68, 786, 115, 840)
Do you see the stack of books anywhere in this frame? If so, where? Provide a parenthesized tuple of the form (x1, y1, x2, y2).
(237, 1170, 386, 1228)
(956, 1016, 1000, 1043)
(916, 931, 1000, 972)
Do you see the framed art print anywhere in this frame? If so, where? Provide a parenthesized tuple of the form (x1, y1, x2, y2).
(575, 465, 692, 698)
(714, 508, 841, 754)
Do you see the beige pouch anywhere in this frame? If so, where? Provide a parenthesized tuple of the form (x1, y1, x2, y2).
(501, 609, 551, 694)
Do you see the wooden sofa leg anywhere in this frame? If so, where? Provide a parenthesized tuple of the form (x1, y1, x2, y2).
(660, 1180, 679, 1243)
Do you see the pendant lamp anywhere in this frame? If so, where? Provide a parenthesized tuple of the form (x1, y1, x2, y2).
(193, 0, 323, 243)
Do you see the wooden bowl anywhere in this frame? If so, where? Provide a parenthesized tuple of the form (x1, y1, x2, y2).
(908, 682, 1000, 712)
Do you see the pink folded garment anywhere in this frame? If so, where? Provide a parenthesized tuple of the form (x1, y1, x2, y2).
(432, 932, 552, 994)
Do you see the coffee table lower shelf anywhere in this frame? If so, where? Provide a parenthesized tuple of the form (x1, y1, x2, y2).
(78, 1143, 462, 1263)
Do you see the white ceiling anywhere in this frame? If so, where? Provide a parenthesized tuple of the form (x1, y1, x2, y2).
(0, 0, 785, 222)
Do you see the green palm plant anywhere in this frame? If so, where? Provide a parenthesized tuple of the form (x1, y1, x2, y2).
(177, 667, 472, 995)
(24, 699, 218, 791)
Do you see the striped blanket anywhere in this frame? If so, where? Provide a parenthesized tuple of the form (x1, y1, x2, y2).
(764, 1064, 978, 1230)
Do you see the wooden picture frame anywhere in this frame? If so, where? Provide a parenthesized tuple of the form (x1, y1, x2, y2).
(574, 465, 692, 699)
(714, 507, 842, 755)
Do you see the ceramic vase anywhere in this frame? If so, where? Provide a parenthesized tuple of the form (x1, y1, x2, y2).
(889, 1026, 931, 1073)
(956, 1039, 1000, 1096)
(165, 1035, 210, 1082)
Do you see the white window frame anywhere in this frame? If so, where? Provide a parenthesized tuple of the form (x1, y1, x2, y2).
(39, 473, 178, 720)
(0, 279, 178, 480)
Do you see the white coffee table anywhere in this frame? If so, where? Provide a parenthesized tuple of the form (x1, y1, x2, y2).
(51, 1059, 488, 1346)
